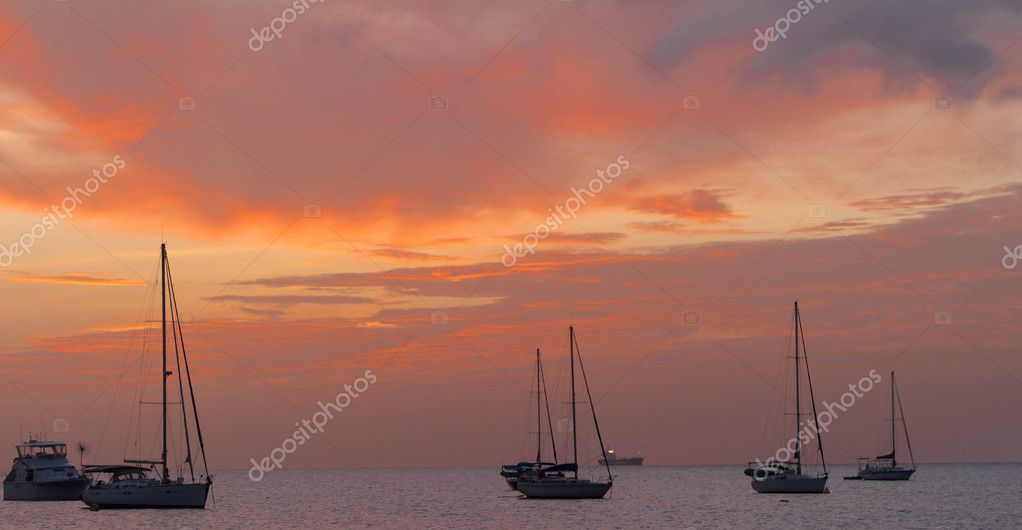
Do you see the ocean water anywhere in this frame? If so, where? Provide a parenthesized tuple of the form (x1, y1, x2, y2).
(1, 464, 1019, 529)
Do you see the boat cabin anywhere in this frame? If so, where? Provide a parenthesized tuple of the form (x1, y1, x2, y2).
(5, 441, 81, 483)
(82, 465, 158, 487)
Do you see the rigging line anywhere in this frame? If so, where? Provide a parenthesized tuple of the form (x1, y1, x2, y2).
(128, 261, 160, 458)
(98, 256, 159, 455)
(127, 286, 156, 461)
(167, 258, 211, 479)
(758, 310, 794, 456)
(797, 306, 826, 476)
(895, 374, 915, 466)
(143, 416, 162, 465)
(769, 339, 791, 459)
(554, 329, 569, 459)
(518, 383, 531, 461)
(767, 313, 793, 457)
(79, 259, 158, 420)
(573, 330, 613, 482)
(168, 265, 195, 482)
(540, 351, 558, 463)
(168, 263, 194, 478)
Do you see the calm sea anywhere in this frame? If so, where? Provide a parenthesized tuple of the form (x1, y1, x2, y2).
(1, 464, 1019, 528)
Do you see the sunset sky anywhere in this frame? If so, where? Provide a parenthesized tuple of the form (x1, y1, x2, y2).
(0, 0, 1020, 471)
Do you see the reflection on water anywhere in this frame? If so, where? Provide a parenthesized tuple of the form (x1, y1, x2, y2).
(2, 464, 1019, 529)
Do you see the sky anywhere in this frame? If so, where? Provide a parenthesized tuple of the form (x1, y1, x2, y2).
(0, 0, 1020, 471)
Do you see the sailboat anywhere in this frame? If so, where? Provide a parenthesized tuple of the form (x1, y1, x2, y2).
(500, 349, 560, 490)
(517, 326, 613, 499)
(81, 243, 212, 509)
(845, 371, 916, 481)
(744, 301, 829, 494)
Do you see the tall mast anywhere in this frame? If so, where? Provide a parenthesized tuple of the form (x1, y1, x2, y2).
(160, 243, 169, 482)
(890, 371, 896, 466)
(793, 301, 801, 474)
(570, 325, 578, 480)
(535, 348, 542, 463)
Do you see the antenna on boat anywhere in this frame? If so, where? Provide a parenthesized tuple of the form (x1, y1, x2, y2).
(78, 442, 87, 468)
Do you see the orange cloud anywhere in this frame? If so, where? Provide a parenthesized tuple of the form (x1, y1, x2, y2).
(3, 273, 144, 286)
(370, 248, 455, 262)
(625, 189, 740, 223)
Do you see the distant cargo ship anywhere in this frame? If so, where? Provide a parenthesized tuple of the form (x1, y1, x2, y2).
(599, 449, 644, 466)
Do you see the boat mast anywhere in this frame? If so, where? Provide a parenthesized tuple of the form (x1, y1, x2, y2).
(536, 348, 542, 463)
(570, 325, 578, 480)
(890, 370, 896, 466)
(160, 243, 169, 482)
(794, 301, 801, 475)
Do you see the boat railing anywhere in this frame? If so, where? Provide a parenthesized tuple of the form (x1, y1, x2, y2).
(855, 457, 914, 471)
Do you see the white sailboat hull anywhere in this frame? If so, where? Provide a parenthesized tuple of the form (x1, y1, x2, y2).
(751, 475, 829, 494)
(517, 479, 612, 499)
(82, 481, 210, 509)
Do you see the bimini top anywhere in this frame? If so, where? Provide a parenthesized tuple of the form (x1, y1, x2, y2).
(17, 441, 67, 448)
(541, 463, 578, 473)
